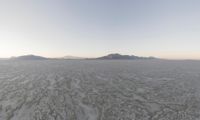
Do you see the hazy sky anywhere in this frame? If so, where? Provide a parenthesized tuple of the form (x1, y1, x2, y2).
(0, 0, 200, 59)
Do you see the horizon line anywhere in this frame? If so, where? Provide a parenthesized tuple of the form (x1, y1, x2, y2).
(0, 53, 200, 61)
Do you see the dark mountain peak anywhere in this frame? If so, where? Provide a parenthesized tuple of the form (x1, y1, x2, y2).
(97, 53, 155, 60)
(11, 55, 48, 60)
(108, 53, 121, 56)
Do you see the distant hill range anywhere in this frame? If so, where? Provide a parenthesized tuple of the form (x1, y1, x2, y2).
(8, 53, 156, 60)
(61, 56, 84, 59)
(11, 55, 48, 60)
(96, 53, 155, 60)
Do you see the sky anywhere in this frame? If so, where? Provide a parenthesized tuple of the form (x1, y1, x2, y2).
(0, 0, 200, 59)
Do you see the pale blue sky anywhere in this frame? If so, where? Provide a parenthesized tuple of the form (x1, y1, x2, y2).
(0, 0, 200, 59)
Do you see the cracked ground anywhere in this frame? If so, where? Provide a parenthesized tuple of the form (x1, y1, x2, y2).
(0, 60, 200, 120)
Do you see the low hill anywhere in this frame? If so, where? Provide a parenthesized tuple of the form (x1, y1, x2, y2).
(62, 56, 84, 59)
(97, 53, 155, 60)
(11, 55, 48, 60)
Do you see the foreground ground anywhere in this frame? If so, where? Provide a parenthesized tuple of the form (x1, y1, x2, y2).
(0, 60, 200, 120)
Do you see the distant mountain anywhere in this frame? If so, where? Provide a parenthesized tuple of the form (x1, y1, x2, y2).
(11, 55, 48, 60)
(62, 56, 84, 60)
(97, 53, 155, 60)
(8, 54, 156, 60)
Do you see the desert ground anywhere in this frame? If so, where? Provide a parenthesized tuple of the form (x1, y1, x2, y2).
(0, 60, 199, 120)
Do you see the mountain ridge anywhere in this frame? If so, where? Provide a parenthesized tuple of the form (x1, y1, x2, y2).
(8, 53, 156, 60)
(96, 53, 155, 60)
(10, 55, 48, 60)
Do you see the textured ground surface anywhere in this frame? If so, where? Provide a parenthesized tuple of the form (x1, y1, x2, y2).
(0, 60, 200, 120)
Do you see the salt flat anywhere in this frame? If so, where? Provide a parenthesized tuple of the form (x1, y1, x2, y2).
(0, 60, 199, 120)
